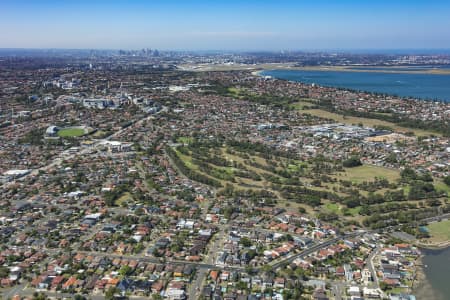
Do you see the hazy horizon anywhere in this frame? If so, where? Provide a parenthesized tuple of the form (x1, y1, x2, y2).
(1, 0, 450, 50)
(2, 47, 450, 53)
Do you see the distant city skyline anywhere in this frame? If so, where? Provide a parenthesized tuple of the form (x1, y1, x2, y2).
(1, 0, 450, 51)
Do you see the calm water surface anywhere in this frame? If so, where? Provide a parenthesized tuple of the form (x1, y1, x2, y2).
(261, 69, 450, 102)
(418, 247, 450, 300)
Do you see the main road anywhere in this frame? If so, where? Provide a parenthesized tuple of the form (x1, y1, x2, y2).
(271, 231, 363, 270)
(366, 247, 380, 288)
(72, 231, 363, 274)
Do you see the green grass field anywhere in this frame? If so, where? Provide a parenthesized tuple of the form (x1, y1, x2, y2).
(427, 219, 450, 243)
(58, 128, 86, 137)
(175, 149, 198, 170)
(322, 201, 361, 217)
(168, 143, 439, 228)
(289, 99, 316, 110)
(115, 192, 133, 206)
(338, 165, 400, 183)
(227, 87, 241, 94)
(177, 136, 194, 145)
(91, 130, 106, 137)
(435, 181, 450, 199)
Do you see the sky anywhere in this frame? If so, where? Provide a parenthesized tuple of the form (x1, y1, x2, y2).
(1, 0, 450, 51)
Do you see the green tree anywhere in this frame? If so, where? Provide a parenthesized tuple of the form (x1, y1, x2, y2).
(444, 175, 450, 187)
(119, 265, 133, 276)
(105, 287, 120, 300)
(343, 156, 362, 168)
(0, 266, 10, 278)
(240, 237, 252, 247)
(379, 281, 389, 291)
(32, 292, 48, 300)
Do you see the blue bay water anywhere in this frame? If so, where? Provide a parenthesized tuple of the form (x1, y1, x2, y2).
(420, 247, 450, 300)
(261, 69, 450, 102)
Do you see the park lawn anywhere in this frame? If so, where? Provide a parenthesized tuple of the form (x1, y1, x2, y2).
(403, 185, 411, 195)
(252, 155, 271, 167)
(322, 201, 361, 217)
(287, 160, 308, 172)
(389, 287, 407, 294)
(287, 164, 298, 171)
(289, 100, 315, 110)
(173, 145, 288, 197)
(235, 177, 266, 189)
(339, 165, 400, 183)
(344, 206, 361, 216)
(227, 87, 242, 94)
(173, 148, 230, 186)
(435, 181, 450, 199)
(227, 87, 247, 99)
(58, 128, 86, 137)
(301, 108, 438, 137)
(176, 147, 261, 187)
(278, 198, 316, 215)
(174, 149, 198, 171)
(115, 192, 133, 206)
(324, 202, 341, 213)
(91, 130, 106, 137)
(177, 136, 194, 145)
(427, 219, 450, 243)
(221, 148, 269, 169)
(217, 166, 234, 175)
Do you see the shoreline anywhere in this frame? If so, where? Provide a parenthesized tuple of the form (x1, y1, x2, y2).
(179, 63, 450, 75)
(269, 65, 450, 75)
(415, 240, 450, 250)
(411, 254, 425, 292)
(410, 254, 435, 299)
(251, 70, 263, 76)
(412, 246, 450, 300)
(259, 69, 450, 104)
